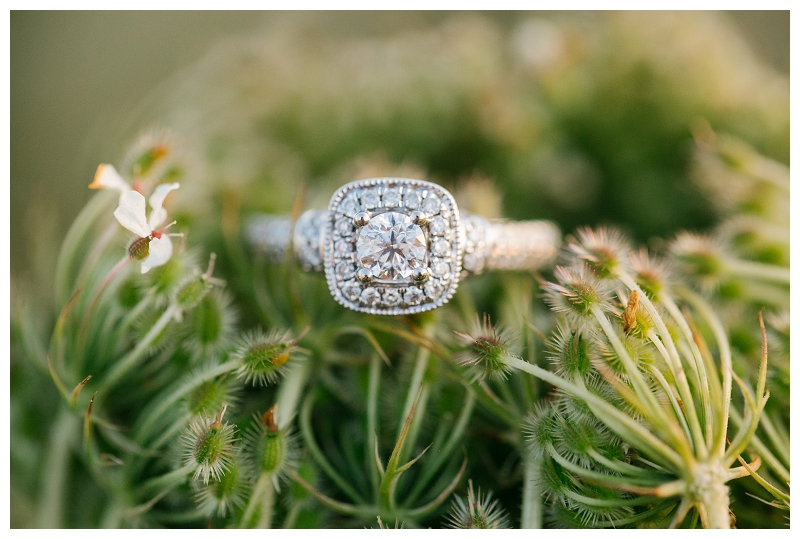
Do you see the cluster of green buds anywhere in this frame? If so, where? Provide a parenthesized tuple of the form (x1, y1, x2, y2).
(455, 227, 769, 528)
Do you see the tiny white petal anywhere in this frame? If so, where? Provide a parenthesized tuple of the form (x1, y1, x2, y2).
(114, 191, 151, 237)
(148, 182, 180, 230)
(140, 235, 173, 274)
(89, 164, 131, 194)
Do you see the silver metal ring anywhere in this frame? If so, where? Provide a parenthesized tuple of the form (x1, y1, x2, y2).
(246, 178, 560, 315)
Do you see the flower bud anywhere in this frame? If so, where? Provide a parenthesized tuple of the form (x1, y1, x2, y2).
(547, 326, 593, 379)
(182, 404, 237, 484)
(184, 289, 236, 356)
(194, 458, 244, 517)
(242, 405, 297, 489)
(175, 275, 212, 311)
(543, 264, 611, 325)
(567, 227, 631, 278)
(186, 375, 241, 417)
(233, 329, 301, 386)
(445, 480, 510, 529)
(453, 315, 515, 382)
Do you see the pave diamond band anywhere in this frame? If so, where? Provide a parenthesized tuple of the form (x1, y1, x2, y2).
(246, 178, 561, 315)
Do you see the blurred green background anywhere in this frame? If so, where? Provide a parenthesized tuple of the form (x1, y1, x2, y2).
(10, 10, 789, 283)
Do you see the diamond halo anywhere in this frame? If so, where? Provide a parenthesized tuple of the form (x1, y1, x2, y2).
(324, 178, 462, 315)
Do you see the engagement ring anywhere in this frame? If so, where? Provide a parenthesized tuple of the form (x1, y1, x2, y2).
(247, 178, 561, 315)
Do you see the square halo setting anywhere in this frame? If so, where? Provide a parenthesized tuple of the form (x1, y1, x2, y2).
(323, 178, 462, 315)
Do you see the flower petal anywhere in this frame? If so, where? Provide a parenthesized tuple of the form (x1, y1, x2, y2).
(89, 164, 130, 193)
(140, 235, 173, 274)
(114, 190, 151, 237)
(148, 182, 180, 230)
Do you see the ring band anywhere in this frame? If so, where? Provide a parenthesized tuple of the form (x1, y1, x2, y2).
(246, 178, 561, 315)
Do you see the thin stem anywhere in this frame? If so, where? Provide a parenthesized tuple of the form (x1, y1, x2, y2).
(617, 273, 707, 460)
(505, 355, 684, 470)
(520, 449, 542, 528)
(276, 358, 312, 429)
(724, 258, 790, 285)
(660, 293, 714, 453)
(133, 360, 240, 443)
(99, 303, 179, 394)
(366, 354, 382, 496)
(678, 289, 732, 459)
(240, 473, 273, 528)
(592, 307, 690, 454)
(36, 407, 77, 528)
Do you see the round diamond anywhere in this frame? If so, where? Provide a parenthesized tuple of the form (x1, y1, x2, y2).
(432, 239, 451, 256)
(468, 227, 482, 243)
(360, 288, 379, 306)
(335, 240, 352, 255)
(356, 212, 426, 281)
(405, 286, 423, 305)
(383, 188, 400, 207)
(384, 289, 401, 306)
(341, 281, 361, 302)
(430, 216, 447, 236)
(361, 189, 379, 209)
(403, 189, 422, 209)
(335, 261, 354, 280)
(424, 280, 444, 298)
(432, 259, 450, 279)
(463, 252, 480, 272)
(421, 195, 441, 214)
(340, 195, 359, 216)
(336, 218, 353, 236)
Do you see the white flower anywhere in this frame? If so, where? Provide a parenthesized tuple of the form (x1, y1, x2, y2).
(88, 164, 133, 202)
(113, 183, 180, 274)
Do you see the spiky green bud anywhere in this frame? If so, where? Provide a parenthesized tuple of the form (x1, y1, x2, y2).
(182, 405, 236, 484)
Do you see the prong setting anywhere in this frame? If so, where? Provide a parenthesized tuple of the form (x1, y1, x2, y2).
(353, 211, 371, 227)
(410, 211, 428, 226)
(412, 267, 431, 282)
(355, 267, 373, 283)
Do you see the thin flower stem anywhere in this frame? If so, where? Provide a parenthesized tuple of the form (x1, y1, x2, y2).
(617, 273, 708, 460)
(299, 393, 366, 504)
(54, 191, 115, 305)
(366, 354, 382, 495)
(724, 258, 790, 285)
(133, 359, 240, 443)
(276, 357, 312, 430)
(505, 355, 684, 470)
(139, 464, 193, 495)
(520, 449, 543, 528)
(99, 303, 179, 394)
(660, 293, 714, 453)
(80, 255, 131, 333)
(240, 473, 274, 528)
(591, 307, 688, 453)
(757, 412, 790, 465)
(678, 289, 733, 459)
(585, 447, 654, 478)
(405, 389, 475, 505)
(36, 407, 77, 528)
(648, 365, 693, 450)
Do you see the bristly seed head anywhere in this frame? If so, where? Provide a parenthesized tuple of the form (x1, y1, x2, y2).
(233, 328, 304, 386)
(445, 480, 511, 529)
(567, 227, 631, 278)
(453, 314, 516, 382)
(543, 264, 611, 325)
(242, 405, 298, 491)
(182, 404, 237, 484)
(669, 232, 726, 289)
(629, 248, 672, 301)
